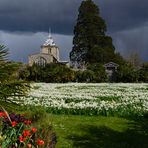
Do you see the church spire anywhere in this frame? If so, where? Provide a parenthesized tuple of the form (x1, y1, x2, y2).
(48, 27, 51, 37)
(43, 28, 56, 46)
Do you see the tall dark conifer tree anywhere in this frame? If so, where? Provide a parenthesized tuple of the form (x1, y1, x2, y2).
(70, 0, 116, 67)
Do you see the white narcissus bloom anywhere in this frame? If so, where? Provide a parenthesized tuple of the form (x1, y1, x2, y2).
(12, 83, 148, 116)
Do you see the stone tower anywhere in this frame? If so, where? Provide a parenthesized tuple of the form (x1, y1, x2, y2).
(29, 32, 60, 66)
(41, 32, 59, 61)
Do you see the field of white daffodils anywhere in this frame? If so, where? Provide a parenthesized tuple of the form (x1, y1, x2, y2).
(19, 83, 148, 116)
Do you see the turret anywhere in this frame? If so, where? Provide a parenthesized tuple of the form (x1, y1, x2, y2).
(41, 31, 59, 61)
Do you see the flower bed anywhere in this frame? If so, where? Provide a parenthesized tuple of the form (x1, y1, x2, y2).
(0, 111, 56, 148)
(11, 83, 148, 117)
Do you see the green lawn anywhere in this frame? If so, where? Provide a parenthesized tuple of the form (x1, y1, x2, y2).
(49, 114, 148, 148)
(1, 101, 148, 147)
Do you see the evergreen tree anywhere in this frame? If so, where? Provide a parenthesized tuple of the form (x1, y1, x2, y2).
(70, 0, 117, 67)
(0, 45, 29, 103)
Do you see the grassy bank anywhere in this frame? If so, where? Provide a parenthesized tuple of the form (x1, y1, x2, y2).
(1, 82, 148, 147)
(50, 114, 148, 148)
(1, 101, 148, 148)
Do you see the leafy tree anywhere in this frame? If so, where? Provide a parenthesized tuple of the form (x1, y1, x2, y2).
(19, 64, 30, 80)
(112, 52, 125, 65)
(87, 63, 108, 82)
(75, 70, 95, 82)
(128, 53, 141, 68)
(70, 0, 117, 67)
(141, 62, 148, 71)
(0, 45, 29, 103)
(27, 64, 42, 81)
(116, 63, 139, 82)
(42, 64, 75, 83)
(138, 62, 148, 82)
(25, 63, 75, 83)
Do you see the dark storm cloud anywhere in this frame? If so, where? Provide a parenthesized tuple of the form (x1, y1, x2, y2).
(0, 0, 82, 34)
(0, 0, 148, 34)
(112, 26, 148, 62)
(98, 0, 148, 33)
(0, 0, 148, 62)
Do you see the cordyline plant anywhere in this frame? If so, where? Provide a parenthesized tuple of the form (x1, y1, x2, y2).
(0, 45, 30, 104)
(0, 109, 56, 148)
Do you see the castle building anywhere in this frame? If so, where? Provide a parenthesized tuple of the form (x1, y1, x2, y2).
(28, 32, 59, 66)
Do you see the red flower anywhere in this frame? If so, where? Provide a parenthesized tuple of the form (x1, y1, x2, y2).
(19, 136, 26, 142)
(24, 120, 32, 125)
(37, 139, 44, 145)
(31, 127, 37, 133)
(23, 130, 31, 137)
(0, 112, 3, 117)
(11, 121, 17, 127)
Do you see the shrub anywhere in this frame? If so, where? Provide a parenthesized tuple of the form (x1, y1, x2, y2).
(23, 63, 75, 83)
(87, 63, 108, 82)
(116, 63, 139, 82)
(75, 70, 95, 82)
(137, 62, 148, 82)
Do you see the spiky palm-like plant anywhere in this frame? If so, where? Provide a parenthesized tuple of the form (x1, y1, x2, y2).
(0, 45, 30, 105)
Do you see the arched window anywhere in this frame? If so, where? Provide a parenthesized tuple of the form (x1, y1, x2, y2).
(34, 57, 47, 67)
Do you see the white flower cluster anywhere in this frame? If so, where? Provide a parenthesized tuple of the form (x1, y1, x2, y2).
(13, 83, 148, 116)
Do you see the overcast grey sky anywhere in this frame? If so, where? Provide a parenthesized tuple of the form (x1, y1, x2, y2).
(0, 0, 148, 62)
